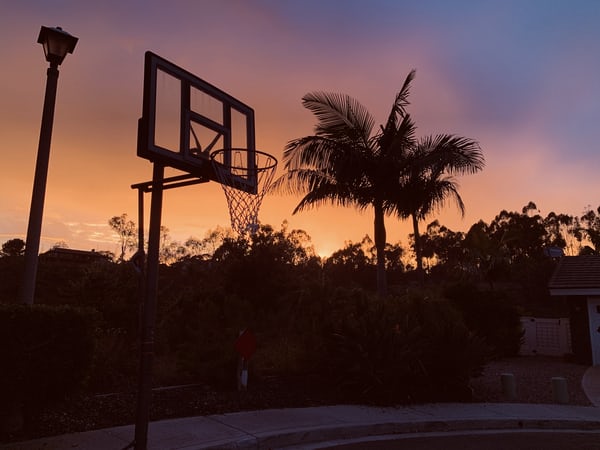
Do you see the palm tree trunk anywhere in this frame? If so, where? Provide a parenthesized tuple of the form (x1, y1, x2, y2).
(412, 213, 424, 284)
(374, 201, 388, 297)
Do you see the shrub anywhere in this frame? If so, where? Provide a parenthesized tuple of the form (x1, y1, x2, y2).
(444, 282, 523, 358)
(318, 292, 488, 404)
(0, 304, 97, 409)
(0, 257, 23, 303)
(163, 291, 253, 389)
(86, 327, 138, 393)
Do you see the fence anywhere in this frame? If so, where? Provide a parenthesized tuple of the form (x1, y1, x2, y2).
(519, 316, 572, 356)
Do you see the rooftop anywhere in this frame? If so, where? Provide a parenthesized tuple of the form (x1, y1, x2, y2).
(548, 255, 600, 295)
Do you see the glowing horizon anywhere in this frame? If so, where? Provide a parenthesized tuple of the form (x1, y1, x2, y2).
(2, 1, 600, 258)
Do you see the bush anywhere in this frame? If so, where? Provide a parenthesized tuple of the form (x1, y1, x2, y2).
(444, 282, 523, 358)
(318, 292, 488, 404)
(0, 304, 97, 409)
(86, 327, 138, 393)
(161, 290, 253, 389)
(0, 257, 23, 303)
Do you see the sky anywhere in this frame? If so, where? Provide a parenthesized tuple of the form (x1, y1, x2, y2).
(1, 0, 600, 258)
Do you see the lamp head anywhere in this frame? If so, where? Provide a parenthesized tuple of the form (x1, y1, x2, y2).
(37, 26, 78, 66)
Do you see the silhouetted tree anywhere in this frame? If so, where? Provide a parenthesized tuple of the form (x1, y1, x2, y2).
(274, 72, 424, 296)
(543, 211, 581, 255)
(391, 132, 483, 282)
(418, 220, 466, 274)
(462, 220, 507, 287)
(0, 239, 25, 301)
(209, 223, 320, 309)
(487, 204, 548, 261)
(1, 238, 25, 257)
(579, 206, 600, 253)
(108, 213, 137, 262)
(184, 226, 233, 260)
(324, 236, 376, 290)
(51, 240, 69, 249)
(383, 241, 405, 283)
(274, 71, 483, 294)
(158, 226, 187, 264)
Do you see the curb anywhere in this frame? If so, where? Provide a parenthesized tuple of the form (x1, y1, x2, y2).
(200, 416, 600, 449)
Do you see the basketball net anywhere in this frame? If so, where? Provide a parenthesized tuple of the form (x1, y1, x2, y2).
(210, 149, 277, 236)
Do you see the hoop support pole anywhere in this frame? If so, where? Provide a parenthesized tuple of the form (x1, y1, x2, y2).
(134, 163, 164, 450)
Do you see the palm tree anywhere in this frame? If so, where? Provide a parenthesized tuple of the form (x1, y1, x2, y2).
(272, 73, 415, 296)
(273, 70, 483, 295)
(397, 136, 484, 280)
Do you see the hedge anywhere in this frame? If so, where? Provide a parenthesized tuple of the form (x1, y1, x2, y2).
(0, 304, 97, 408)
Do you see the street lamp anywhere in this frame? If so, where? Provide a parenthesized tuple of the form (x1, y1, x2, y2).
(38, 26, 78, 66)
(21, 26, 78, 305)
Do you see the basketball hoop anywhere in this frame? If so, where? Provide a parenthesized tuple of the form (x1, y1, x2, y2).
(210, 148, 277, 236)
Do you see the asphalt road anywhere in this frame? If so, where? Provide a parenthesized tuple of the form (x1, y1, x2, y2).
(323, 430, 600, 450)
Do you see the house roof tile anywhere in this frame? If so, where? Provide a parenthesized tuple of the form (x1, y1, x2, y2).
(548, 255, 600, 290)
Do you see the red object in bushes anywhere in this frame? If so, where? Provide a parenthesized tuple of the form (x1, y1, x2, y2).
(235, 329, 257, 360)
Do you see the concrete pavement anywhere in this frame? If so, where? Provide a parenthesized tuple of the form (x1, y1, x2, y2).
(583, 365, 600, 407)
(4, 403, 600, 449)
(3, 366, 600, 449)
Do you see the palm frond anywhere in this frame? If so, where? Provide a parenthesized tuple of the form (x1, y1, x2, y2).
(302, 92, 375, 148)
(416, 134, 485, 175)
(282, 136, 343, 171)
(270, 168, 333, 196)
(388, 161, 466, 222)
(415, 177, 465, 220)
(291, 178, 358, 214)
(383, 113, 417, 158)
(379, 70, 416, 150)
(271, 164, 369, 215)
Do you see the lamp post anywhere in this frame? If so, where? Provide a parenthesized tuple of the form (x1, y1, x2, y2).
(21, 26, 78, 305)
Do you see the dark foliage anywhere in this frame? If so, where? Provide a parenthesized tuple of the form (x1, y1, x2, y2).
(323, 240, 377, 290)
(444, 282, 523, 358)
(0, 239, 25, 257)
(317, 290, 488, 404)
(0, 304, 96, 410)
(0, 211, 568, 438)
(0, 256, 23, 301)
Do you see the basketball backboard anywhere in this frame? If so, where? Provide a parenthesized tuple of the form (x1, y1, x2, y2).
(137, 51, 257, 192)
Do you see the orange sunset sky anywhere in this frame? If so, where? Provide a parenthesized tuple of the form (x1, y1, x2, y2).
(2, 1, 600, 257)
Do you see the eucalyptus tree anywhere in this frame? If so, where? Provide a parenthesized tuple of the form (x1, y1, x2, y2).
(543, 211, 580, 255)
(323, 236, 376, 290)
(419, 220, 466, 269)
(579, 206, 600, 253)
(487, 206, 548, 261)
(108, 213, 137, 262)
